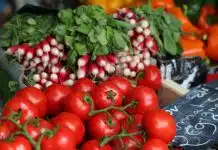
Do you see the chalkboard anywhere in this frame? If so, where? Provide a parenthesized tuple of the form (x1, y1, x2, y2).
(164, 81, 218, 150)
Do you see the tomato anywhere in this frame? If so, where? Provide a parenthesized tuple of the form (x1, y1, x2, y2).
(143, 109, 176, 143)
(45, 84, 71, 116)
(81, 140, 112, 150)
(125, 86, 159, 114)
(41, 126, 76, 150)
(72, 77, 96, 93)
(0, 136, 32, 150)
(0, 123, 11, 140)
(2, 97, 39, 125)
(51, 112, 85, 145)
(110, 110, 127, 124)
(91, 82, 123, 109)
(122, 114, 143, 131)
(107, 76, 132, 95)
(88, 113, 121, 139)
(15, 87, 47, 117)
(64, 90, 92, 121)
(111, 134, 144, 150)
(137, 65, 162, 91)
(142, 139, 168, 150)
(26, 118, 53, 140)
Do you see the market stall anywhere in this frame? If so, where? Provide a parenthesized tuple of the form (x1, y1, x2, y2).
(0, 0, 218, 149)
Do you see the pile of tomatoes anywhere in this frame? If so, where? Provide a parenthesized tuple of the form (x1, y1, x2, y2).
(0, 66, 177, 150)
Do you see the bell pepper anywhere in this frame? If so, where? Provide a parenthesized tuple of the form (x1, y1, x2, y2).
(180, 36, 206, 59)
(152, 0, 175, 10)
(198, 4, 216, 32)
(167, 7, 201, 35)
(205, 24, 218, 61)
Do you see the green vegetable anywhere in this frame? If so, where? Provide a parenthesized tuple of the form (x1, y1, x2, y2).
(134, 5, 182, 57)
(0, 13, 58, 48)
(54, 5, 134, 69)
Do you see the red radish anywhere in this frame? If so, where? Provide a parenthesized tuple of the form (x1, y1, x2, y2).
(144, 59, 150, 66)
(97, 66, 105, 79)
(113, 12, 119, 19)
(137, 34, 145, 43)
(130, 61, 137, 69)
(120, 56, 127, 63)
(33, 84, 42, 89)
(63, 79, 74, 86)
(6, 45, 19, 55)
(130, 71, 136, 77)
(33, 74, 41, 82)
(16, 43, 29, 56)
(51, 56, 59, 65)
(77, 55, 90, 67)
(132, 40, 139, 47)
(36, 64, 45, 72)
(137, 62, 144, 70)
(150, 40, 159, 54)
(124, 46, 129, 52)
(96, 56, 107, 67)
(59, 52, 64, 58)
(45, 81, 53, 88)
(122, 63, 128, 68)
(133, 55, 140, 63)
(140, 20, 149, 28)
(109, 65, 116, 74)
(123, 68, 131, 77)
(88, 63, 99, 76)
(25, 48, 36, 60)
(126, 12, 134, 18)
(69, 73, 76, 80)
(139, 54, 143, 59)
(143, 51, 150, 59)
(136, 26, 143, 33)
(51, 47, 59, 56)
(41, 78, 47, 85)
(41, 53, 50, 66)
(137, 42, 146, 51)
(143, 28, 151, 37)
(107, 54, 118, 64)
(23, 60, 29, 67)
(57, 44, 64, 50)
(41, 40, 51, 52)
(51, 66, 60, 74)
(126, 56, 132, 62)
(77, 65, 87, 79)
(36, 45, 43, 57)
(62, 53, 67, 60)
(129, 19, 136, 25)
(46, 36, 58, 46)
(121, 8, 129, 14)
(50, 73, 58, 83)
(59, 68, 69, 82)
(145, 36, 154, 49)
(41, 72, 48, 79)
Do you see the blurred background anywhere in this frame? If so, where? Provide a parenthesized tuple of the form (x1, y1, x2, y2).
(0, 0, 79, 26)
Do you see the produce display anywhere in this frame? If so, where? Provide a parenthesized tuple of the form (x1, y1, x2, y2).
(0, 0, 218, 149)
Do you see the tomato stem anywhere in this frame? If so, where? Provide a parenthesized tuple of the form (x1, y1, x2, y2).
(89, 101, 137, 116)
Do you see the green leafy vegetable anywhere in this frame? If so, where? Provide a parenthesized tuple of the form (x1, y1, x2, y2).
(134, 6, 182, 57)
(54, 5, 133, 69)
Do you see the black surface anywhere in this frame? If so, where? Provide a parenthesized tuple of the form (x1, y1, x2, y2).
(164, 81, 218, 150)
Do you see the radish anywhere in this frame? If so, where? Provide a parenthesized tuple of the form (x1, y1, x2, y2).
(132, 40, 139, 47)
(96, 56, 107, 67)
(113, 12, 119, 19)
(40, 78, 47, 85)
(130, 61, 137, 69)
(143, 59, 150, 66)
(123, 68, 131, 77)
(33, 84, 42, 89)
(41, 53, 50, 66)
(41, 72, 48, 79)
(6, 45, 19, 55)
(120, 56, 127, 63)
(41, 40, 51, 52)
(150, 41, 159, 54)
(77, 55, 90, 67)
(57, 44, 64, 50)
(145, 36, 154, 49)
(59, 52, 64, 58)
(33, 74, 41, 82)
(124, 46, 129, 52)
(130, 71, 136, 78)
(23, 60, 29, 67)
(51, 47, 59, 56)
(36, 64, 44, 72)
(129, 19, 136, 25)
(133, 55, 140, 63)
(51, 56, 59, 65)
(77, 65, 87, 79)
(69, 73, 76, 80)
(107, 54, 118, 64)
(51, 66, 60, 74)
(45, 81, 53, 88)
(25, 48, 35, 60)
(143, 28, 151, 37)
(137, 42, 145, 51)
(126, 12, 134, 18)
(143, 51, 150, 59)
(16, 43, 29, 56)
(108, 65, 116, 74)
(50, 73, 58, 83)
(97, 66, 105, 79)
(88, 63, 99, 76)
(59, 68, 69, 81)
(63, 79, 74, 86)
(128, 30, 134, 37)
(46, 36, 58, 46)
(136, 26, 143, 33)
(140, 20, 149, 28)
(121, 8, 128, 14)
(137, 35, 145, 43)
(36, 45, 43, 57)
(126, 56, 132, 62)
(33, 57, 41, 64)
(137, 62, 144, 70)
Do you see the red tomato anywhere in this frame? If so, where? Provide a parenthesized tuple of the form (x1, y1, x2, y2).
(64, 90, 92, 121)
(143, 109, 176, 143)
(125, 86, 159, 114)
(142, 139, 168, 150)
(122, 114, 144, 131)
(0, 123, 11, 140)
(111, 134, 144, 150)
(88, 113, 121, 139)
(15, 87, 47, 117)
(110, 110, 127, 123)
(72, 77, 96, 93)
(91, 82, 123, 109)
(137, 65, 162, 91)
(2, 97, 39, 125)
(81, 140, 112, 150)
(0, 136, 32, 150)
(45, 84, 71, 116)
(51, 112, 85, 145)
(26, 118, 53, 140)
(107, 76, 132, 95)
(41, 126, 77, 150)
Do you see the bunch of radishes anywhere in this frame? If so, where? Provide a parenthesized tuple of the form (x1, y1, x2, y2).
(113, 8, 158, 55)
(6, 36, 75, 89)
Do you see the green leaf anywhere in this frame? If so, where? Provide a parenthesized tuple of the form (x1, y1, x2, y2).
(163, 30, 178, 56)
(114, 30, 127, 49)
(92, 45, 109, 60)
(27, 18, 37, 25)
(54, 24, 67, 41)
(88, 29, 97, 43)
(76, 24, 92, 34)
(65, 36, 74, 49)
(67, 50, 78, 69)
(58, 9, 73, 25)
(74, 43, 88, 55)
(97, 28, 107, 45)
